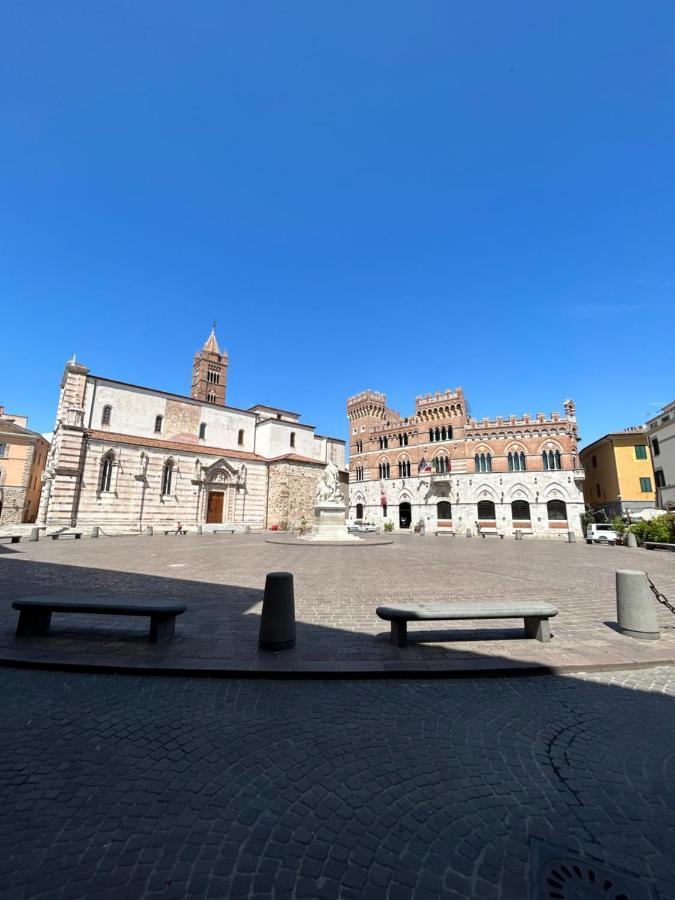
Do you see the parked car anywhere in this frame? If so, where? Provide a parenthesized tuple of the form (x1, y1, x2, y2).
(346, 520, 379, 534)
(586, 523, 619, 544)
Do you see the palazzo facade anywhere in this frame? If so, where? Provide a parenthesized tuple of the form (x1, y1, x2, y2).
(39, 331, 344, 531)
(347, 388, 586, 537)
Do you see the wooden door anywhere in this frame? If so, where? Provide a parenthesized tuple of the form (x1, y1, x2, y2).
(206, 492, 224, 523)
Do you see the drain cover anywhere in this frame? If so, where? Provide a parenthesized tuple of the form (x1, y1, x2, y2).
(530, 839, 655, 900)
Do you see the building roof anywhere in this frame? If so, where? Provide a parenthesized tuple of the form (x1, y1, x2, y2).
(248, 403, 301, 418)
(268, 453, 329, 467)
(0, 419, 47, 442)
(580, 430, 649, 456)
(202, 327, 222, 355)
(88, 430, 267, 462)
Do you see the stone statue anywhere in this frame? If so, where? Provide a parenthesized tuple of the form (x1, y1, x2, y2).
(316, 461, 344, 505)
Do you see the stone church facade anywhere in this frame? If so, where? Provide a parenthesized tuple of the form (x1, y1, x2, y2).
(39, 331, 344, 531)
(347, 388, 586, 537)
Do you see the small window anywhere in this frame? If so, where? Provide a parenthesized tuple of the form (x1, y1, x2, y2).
(655, 470, 666, 488)
(511, 500, 530, 520)
(635, 445, 647, 460)
(0, 443, 7, 458)
(477, 500, 496, 520)
(652, 438, 660, 456)
(437, 501, 452, 520)
(591, 455, 597, 468)
(596, 483, 601, 498)
(206, 391, 217, 404)
(290, 432, 296, 449)
(639, 476, 652, 493)
(101, 405, 112, 426)
(161, 460, 174, 496)
(547, 499, 567, 521)
(99, 453, 114, 493)
(154, 415, 163, 434)
(238, 429, 244, 446)
(199, 423, 206, 440)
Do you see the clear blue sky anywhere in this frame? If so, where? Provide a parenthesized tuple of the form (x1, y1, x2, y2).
(2, 2, 674, 448)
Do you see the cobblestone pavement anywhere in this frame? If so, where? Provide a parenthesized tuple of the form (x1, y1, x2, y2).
(0, 666, 674, 899)
(0, 534, 674, 674)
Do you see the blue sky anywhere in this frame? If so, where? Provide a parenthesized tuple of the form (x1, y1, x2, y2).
(2, 1, 674, 447)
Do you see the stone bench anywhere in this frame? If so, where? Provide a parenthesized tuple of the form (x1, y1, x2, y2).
(49, 531, 83, 541)
(12, 595, 188, 643)
(203, 527, 235, 534)
(434, 529, 456, 537)
(376, 601, 559, 647)
(644, 541, 675, 552)
(164, 529, 187, 536)
(0, 535, 21, 544)
(477, 529, 503, 539)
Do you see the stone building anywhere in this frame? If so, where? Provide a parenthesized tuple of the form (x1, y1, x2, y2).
(347, 388, 585, 537)
(0, 408, 50, 525)
(39, 330, 344, 531)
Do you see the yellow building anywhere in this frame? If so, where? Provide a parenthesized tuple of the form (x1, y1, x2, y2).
(580, 428, 655, 517)
(0, 407, 50, 525)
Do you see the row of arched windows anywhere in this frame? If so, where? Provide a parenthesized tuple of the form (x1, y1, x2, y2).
(475, 499, 567, 521)
(542, 450, 562, 470)
(378, 436, 389, 449)
(378, 461, 391, 479)
(354, 466, 364, 481)
(397, 460, 411, 478)
(99, 453, 177, 496)
(475, 452, 492, 473)
(508, 451, 526, 472)
(429, 426, 453, 442)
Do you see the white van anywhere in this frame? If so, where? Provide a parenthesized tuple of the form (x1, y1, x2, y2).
(586, 523, 619, 544)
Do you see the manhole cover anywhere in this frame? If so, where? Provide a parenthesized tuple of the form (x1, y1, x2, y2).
(530, 839, 655, 900)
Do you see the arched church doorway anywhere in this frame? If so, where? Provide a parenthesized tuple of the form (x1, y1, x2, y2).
(355, 502, 364, 520)
(206, 491, 224, 523)
(399, 501, 412, 529)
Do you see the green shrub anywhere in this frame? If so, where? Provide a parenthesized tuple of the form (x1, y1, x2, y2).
(611, 516, 627, 537)
(629, 514, 675, 545)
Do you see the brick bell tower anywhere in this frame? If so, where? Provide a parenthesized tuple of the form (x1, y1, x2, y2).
(191, 325, 228, 406)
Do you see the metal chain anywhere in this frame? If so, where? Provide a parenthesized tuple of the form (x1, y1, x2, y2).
(646, 573, 675, 617)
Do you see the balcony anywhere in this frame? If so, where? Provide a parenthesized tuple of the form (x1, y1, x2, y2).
(572, 468, 586, 481)
(430, 471, 451, 482)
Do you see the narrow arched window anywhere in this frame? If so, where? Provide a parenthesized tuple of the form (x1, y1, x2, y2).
(547, 499, 567, 520)
(154, 415, 163, 434)
(554, 450, 561, 469)
(356, 503, 364, 520)
(437, 501, 452, 520)
(447, 426, 453, 439)
(161, 460, 174, 496)
(199, 423, 206, 440)
(207, 391, 216, 404)
(519, 452, 526, 471)
(477, 500, 496, 520)
(99, 453, 114, 492)
(542, 451, 549, 470)
(511, 500, 530, 520)
(434, 427, 440, 442)
(475, 453, 480, 472)
(101, 405, 112, 426)
(429, 429, 434, 442)
(238, 429, 244, 446)
(290, 432, 296, 448)
(441, 426, 446, 441)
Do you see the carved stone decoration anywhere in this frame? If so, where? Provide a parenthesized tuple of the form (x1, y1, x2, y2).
(315, 461, 344, 505)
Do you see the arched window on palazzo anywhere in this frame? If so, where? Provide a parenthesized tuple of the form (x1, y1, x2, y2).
(477, 500, 496, 520)
(437, 501, 452, 521)
(161, 460, 174, 496)
(99, 452, 114, 493)
(511, 500, 530, 521)
(101, 405, 112, 426)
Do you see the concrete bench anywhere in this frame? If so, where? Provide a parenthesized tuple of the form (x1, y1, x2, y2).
(49, 532, 83, 541)
(376, 601, 559, 647)
(12, 595, 188, 643)
(434, 529, 456, 537)
(477, 529, 503, 539)
(204, 527, 235, 534)
(0, 535, 21, 544)
(644, 541, 675, 552)
(164, 529, 187, 536)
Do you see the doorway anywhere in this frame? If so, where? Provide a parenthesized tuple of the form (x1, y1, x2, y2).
(355, 502, 364, 520)
(206, 491, 224, 523)
(399, 501, 412, 529)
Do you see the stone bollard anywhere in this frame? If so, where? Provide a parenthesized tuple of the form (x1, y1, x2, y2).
(147, 525, 153, 537)
(197, 524, 203, 535)
(616, 570, 660, 640)
(29, 527, 40, 542)
(567, 531, 576, 543)
(514, 530, 522, 541)
(625, 532, 637, 548)
(465, 528, 472, 538)
(259, 572, 296, 651)
(91, 526, 100, 538)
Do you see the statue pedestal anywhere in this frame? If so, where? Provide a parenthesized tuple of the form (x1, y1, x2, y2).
(303, 503, 362, 542)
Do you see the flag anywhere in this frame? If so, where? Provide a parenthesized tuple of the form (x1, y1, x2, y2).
(418, 457, 432, 474)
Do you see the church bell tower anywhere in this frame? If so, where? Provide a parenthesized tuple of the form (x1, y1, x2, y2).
(191, 326, 228, 406)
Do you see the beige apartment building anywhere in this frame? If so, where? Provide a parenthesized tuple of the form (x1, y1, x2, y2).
(0, 408, 50, 525)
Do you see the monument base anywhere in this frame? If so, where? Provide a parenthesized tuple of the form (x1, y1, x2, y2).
(302, 503, 362, 542)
